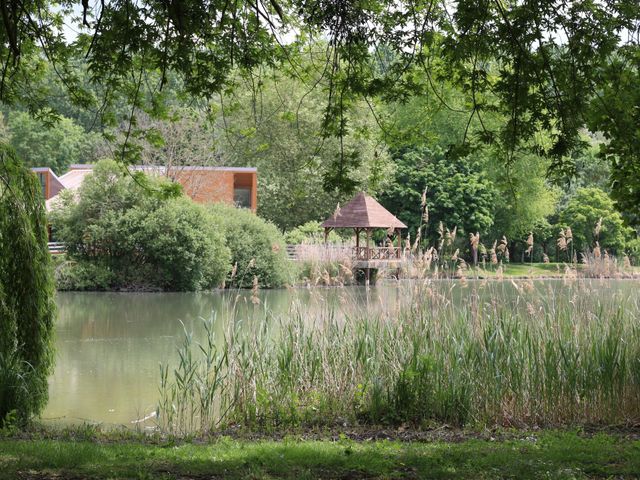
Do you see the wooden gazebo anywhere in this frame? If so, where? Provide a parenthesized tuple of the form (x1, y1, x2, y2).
(321, 192, 407, 265)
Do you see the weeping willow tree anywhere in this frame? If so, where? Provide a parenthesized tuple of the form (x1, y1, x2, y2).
(0, 145, 56, 425)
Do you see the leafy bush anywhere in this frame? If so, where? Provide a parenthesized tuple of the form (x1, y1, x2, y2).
(208, 203, 291, 288)
(559, 187, 633, 255)
(54, 261, 114, 291)
(284, 221, 341, 245)
(50, 160, 230, 291)
(136, 198, 230, 290)
(626, 237, 640, 265)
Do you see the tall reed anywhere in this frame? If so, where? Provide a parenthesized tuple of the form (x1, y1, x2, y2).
(157, 279, 640, 434)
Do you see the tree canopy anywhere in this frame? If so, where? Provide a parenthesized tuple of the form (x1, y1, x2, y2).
(559, 187, 632, 255)
(0, 0, 637, 220)
(1, 111, 100, 174)
(380, 146, 497, 242)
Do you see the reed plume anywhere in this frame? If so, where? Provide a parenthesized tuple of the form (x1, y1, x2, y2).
(496, 235, 509, 262)
(490, 240, 498, 265)
(250, 276, 260, 305)
(565, 227, 573, 244)
(557, 229, 567, 251)
(594, 217, 602, 239)
(333, 202, 341, 220)
(525, 232, 534, 256)
(412, 227, 421, 252)
(470, 232, 480, 266)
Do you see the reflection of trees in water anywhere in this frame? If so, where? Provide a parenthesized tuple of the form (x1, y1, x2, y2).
(56, 292, 222, 339)
(56, 288, 390, 340)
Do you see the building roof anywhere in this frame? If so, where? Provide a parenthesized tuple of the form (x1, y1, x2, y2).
(68, 164, 257, 173)
(321, 192, 407, 229)
(58, 168, 93, 190)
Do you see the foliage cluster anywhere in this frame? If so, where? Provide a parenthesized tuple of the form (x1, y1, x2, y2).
(379, 146, 497, 244)
(559, 188, 632, 255)
(0, 111, 101, 174)
(284, 221, 341, 245)
(373, 80, 636, 265)
(0, 146, 56, 425)
(208, 203, 291, 289)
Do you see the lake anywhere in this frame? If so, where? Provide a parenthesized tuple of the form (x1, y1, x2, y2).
(44, 279, 639, 427)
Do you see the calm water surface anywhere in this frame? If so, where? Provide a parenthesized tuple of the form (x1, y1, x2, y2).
(44, 279, 639, 426)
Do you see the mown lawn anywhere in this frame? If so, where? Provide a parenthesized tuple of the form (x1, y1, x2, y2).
(467, 262, 640, 278)
(499, 262, 566, 277)
(1, 431, 639, 479)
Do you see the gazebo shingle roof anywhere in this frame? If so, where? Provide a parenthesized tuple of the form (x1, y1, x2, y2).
(321, 192, 407, 229)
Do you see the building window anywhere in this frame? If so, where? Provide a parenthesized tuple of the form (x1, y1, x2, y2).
(233, 187, 251, 209)
(37, 173, 46, 198)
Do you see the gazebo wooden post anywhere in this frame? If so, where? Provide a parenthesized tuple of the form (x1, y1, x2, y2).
(324, 227, 329, 245)
(365, 228, 371, 284)
(396, 228, 401, 258)
(366, 228, 371, 260)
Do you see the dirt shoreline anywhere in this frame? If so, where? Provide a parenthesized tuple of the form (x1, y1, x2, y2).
(12, 422, 640, 445)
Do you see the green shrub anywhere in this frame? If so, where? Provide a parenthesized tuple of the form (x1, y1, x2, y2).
(136, 197, 230, 290)
(208, 203, 291, 288)
(50, 160, 230, 291)
(284, 221, 341, 244)
(626, 237, 640, 265)
(559, 187, 633, 255)
(54, 261, 115, 291)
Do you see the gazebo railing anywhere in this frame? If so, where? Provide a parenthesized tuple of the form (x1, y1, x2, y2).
(353, 246, 402, 260)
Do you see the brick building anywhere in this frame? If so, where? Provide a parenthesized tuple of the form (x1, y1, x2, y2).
(33, 164, 258, 212)
(31, 167, 66, 201)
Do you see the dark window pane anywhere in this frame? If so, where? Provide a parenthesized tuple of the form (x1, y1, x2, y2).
(233, 187, 251, 208)
(37, 173, 46, 197)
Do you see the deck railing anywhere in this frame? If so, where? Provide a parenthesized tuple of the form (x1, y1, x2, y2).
(48, 242, 66, 255)
(353, 246, 402, 260)
(286, 244, 403, 262)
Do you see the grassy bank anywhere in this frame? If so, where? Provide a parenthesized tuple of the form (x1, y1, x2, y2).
(2, 431, 640, 479)
(470, 262, 566, 277)
(467, 262, 640, 278)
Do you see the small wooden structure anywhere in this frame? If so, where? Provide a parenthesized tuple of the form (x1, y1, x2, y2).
(321, 192, 407, 280)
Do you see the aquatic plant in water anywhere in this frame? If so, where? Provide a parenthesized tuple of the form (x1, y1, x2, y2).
(157, 278, 640, 434)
